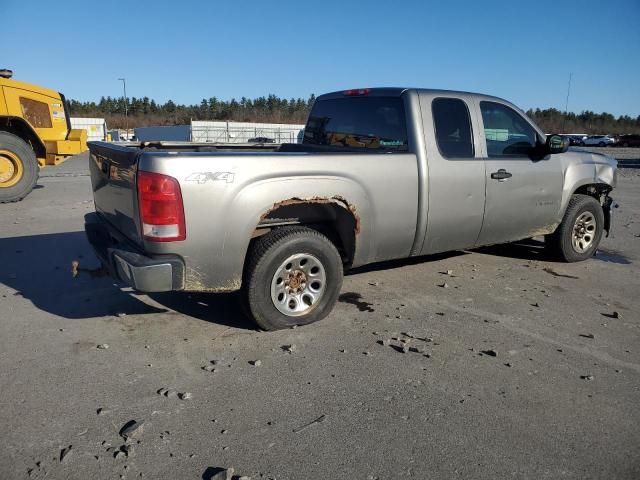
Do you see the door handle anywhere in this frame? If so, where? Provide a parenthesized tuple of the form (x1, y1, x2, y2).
(491, 169, 512, 180)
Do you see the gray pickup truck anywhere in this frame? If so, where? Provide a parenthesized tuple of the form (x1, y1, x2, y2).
(85, 88, 617, 330)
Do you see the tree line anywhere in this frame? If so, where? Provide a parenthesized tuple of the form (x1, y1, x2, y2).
(68, 95, 640, 134)
(525, 108, 640, 135)
(68, 94, 315, 128)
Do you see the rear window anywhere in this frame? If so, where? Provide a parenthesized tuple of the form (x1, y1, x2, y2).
(303, 96, 408, 151)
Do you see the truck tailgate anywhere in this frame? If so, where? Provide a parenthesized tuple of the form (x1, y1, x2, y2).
(88, 142, 142, 245)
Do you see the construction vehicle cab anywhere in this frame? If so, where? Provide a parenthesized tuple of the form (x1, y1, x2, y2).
(0, 69, 87, 202)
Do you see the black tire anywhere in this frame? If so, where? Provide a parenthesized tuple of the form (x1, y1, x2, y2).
(579, 141, 585, 146)
(598, 142, 605, 147)
(0, 131, 39, 203)
(547, 194, 604, 262)
(243, 226, 343, 330)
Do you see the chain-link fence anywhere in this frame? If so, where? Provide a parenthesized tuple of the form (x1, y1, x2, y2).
(191, 121, 304, 143)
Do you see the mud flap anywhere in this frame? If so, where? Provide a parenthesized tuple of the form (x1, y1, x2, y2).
(603, 197, 616, 237)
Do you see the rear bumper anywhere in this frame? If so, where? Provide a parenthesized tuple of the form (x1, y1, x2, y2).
(84, 212, 184, 292)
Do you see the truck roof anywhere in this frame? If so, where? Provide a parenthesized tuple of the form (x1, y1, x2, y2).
(317, 87, 511, 105)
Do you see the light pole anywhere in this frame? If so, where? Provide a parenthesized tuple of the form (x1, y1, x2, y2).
(118, 78, 128, 137)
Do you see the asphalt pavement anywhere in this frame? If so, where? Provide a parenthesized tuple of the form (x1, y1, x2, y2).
(1, 153, 639, 480)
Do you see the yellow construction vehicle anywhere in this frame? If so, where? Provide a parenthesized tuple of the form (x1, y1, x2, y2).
(0, 69, 87, 202)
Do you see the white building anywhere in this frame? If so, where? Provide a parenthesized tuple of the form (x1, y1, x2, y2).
(70, 117, 107, 142)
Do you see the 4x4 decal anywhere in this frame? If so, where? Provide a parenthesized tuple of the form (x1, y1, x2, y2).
(184, 172, 235, 184)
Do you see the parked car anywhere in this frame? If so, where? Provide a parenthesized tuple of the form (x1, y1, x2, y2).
(616, 134, 640, 147)
(85, 88, 617, 330)
(581, 135, 616, 146)
(247, 136, 275, 143)
(567, 135, 587, 146)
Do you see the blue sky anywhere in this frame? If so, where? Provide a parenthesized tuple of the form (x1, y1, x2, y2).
(2, 0, 639, 116)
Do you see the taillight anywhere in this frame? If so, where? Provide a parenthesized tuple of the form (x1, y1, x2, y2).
(137, 171, 186, 242)
(344, 88, 370, 96)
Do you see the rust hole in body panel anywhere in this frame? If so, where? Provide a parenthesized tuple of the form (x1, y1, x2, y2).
(256, 196, 360, 265)
(258, 196, 361, 235)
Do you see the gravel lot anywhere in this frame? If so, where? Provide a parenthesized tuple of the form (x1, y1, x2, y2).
(1, 153, 639, 480)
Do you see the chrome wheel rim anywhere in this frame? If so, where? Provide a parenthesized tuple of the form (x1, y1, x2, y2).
(572, 211, 597, 253)
(271, 253, 326, 316)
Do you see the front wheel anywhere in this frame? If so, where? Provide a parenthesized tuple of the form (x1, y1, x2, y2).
(547, 194, 604, 262)
(243, 226, 343, 330)
(0, 131, 39, 203)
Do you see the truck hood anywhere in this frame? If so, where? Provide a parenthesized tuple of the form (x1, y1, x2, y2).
(561, 148, 617, 188)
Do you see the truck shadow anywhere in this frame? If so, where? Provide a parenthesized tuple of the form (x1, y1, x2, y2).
(473, 238, 552, 261)
(0, 231, 253, 329)
(3, 231, 599, 328)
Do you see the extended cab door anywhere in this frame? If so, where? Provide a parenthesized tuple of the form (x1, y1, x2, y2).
(474, 100, 563, 246)
(418, 93, 486, 255)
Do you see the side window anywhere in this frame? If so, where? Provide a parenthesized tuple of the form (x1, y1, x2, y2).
(431, 98, 474, 158)
(480, 101, 537, 157)
(20, 97, 52, 128)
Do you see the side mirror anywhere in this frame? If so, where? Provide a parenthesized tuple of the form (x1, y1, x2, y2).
(546, 134, 569, 154)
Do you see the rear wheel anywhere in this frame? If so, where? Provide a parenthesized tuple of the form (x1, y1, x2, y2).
(0, 131, 39, 203)
(243, 226, 343, 330)
(547, 194, 604, 262)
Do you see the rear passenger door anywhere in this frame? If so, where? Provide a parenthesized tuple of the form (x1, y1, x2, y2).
(419, 94, 486, 255)
(475, 100, 563, 246)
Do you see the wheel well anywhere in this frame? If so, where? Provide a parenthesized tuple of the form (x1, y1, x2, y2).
(573, 183, 612, 200)
(253, 199, 359, 266)
(572, 183, 613, 235)
(0, 116, 46, 159)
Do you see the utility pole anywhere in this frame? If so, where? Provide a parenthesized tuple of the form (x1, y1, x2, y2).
(118, 78, 128, 137)
(563, 73, 572, 133)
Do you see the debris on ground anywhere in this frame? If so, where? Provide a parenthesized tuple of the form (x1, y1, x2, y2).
(202, 365, 216, 372)
(114, 444, 133, 459)
(580, 375, 595, 381)
(438, 282, 449, 288)
(480, 349, 497, 357)
(96, 344, 109, 350)
(119, 420, 145, 440)
(59, 445, 73, 463)
(281, 344, 296, 353)
(579, 333, 595, 339)
(157, 388, 185, 399)
(543, 267, 579, 279)
(179, 392, 193, 400)
(96, 407, 109, 415)
(250, 360, 262, 367)
(71, 261, 79, 278)
(293, 414, 326, 433)
(601, 311, 620, 319)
